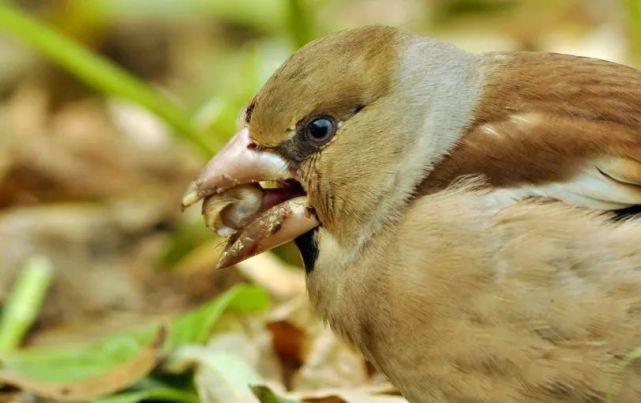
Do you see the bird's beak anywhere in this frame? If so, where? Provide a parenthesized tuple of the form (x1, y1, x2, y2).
(182, 128, 320, 268)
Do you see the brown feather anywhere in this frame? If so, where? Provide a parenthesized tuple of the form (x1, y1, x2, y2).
(189, 26, 641, 402)
(249, 25, 398, 146)
(420, 52, 641, 208)
(308, 184, 641, 402)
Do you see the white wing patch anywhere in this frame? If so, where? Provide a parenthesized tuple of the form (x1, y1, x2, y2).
(502, 157, 641, 210)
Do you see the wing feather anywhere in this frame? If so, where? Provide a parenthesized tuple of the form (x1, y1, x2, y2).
(420, 52, 641, 211)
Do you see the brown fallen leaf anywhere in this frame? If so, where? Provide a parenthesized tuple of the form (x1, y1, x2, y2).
(0, 391, 33, 403)
(0, 326, 166, 401)
(267, 320, 306, 369)
(268, 296, 372, 391)
(267, 319, 307, 389)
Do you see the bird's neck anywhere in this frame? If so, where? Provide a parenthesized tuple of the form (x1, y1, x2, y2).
(305, 39, 490, 341)
(305, 225, 394, 348)
(396, 35, 484, 164)
(316, 37, 486, 257)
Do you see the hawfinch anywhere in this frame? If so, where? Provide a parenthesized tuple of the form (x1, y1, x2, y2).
(182, 26, 641, 402)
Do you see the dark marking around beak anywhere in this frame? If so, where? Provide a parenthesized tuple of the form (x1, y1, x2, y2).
(294, 228, 319, 273)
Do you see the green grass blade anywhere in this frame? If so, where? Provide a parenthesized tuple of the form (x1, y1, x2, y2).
(626, 0, 641, 67)
(0, 2, 212, 154)
(0, 256, 54, 353)
(286, 0, 314, 48)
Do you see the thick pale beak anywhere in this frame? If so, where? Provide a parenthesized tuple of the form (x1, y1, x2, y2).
(181, 128, 289, 205)
(182, 128, 319, 268)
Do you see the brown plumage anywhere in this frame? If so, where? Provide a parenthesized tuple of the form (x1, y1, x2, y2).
(307, 183, 641, 402)
(422, 53, 641, 209)
(182, 26, 641, 401)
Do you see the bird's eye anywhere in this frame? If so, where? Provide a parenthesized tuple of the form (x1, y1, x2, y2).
(304, 116, 336, 144)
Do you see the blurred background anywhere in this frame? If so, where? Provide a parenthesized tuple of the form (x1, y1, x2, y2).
(0, 0, 639, 401)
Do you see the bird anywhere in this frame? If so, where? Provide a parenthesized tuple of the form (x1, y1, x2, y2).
(181, 25, 641, 401)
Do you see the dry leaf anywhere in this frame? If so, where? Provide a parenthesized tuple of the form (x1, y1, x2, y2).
(235, 253, 306, 300)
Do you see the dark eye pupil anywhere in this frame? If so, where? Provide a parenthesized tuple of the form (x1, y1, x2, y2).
(307, 117, 335, 142)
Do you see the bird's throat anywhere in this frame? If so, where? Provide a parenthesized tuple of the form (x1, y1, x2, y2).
(294, 228, 319, 273)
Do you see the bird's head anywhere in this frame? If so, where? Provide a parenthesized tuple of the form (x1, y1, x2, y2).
(182, 25, 481, 270)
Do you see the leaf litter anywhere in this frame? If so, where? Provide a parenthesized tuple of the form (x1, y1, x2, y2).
(1, 1, 626, 401)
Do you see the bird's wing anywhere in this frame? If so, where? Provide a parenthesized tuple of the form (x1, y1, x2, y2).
(421, 52, 641, 210)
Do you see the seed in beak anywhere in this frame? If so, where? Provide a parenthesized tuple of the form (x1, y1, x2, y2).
(202, 184, 264, 236)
